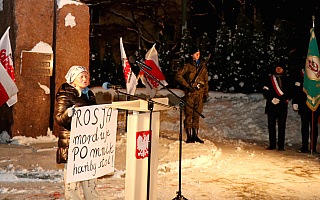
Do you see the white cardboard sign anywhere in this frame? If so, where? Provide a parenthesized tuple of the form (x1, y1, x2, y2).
(66, 104, 117, 183)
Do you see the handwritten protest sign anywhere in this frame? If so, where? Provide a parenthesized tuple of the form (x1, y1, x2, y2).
(66, 104, 117, 183)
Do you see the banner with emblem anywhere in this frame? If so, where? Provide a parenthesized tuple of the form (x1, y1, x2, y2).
(0, 27, 18, 107)
(303, 27, 320, 111)
(139, 44, 168, 98)
(120, 37, 137, 95)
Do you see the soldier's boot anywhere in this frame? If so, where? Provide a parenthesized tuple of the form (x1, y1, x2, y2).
(186, 128, 194, 143)
(192, 128, 204, 143)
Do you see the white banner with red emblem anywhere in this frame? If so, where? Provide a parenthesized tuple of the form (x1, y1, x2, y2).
(0, 27, 17, 107)
(125, 112, 160, 200)
(67, 104, 118, 183)
(139, 44, 167, 98)
(120, 37, 137, 95)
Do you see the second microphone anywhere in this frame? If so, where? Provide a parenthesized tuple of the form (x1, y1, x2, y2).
(102, 82, 122, 90)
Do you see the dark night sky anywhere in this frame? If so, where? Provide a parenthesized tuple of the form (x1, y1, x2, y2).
(189, 0, 320, 64)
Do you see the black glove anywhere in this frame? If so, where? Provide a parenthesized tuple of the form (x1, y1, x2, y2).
(188, 86, 196, 93)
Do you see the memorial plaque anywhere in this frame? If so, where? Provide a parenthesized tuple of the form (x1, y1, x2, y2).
(21, 51, 53, 76)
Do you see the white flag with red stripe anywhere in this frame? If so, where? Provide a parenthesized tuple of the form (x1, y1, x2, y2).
(0, 27, 17, 107)
(139, 44, 167, 98)
(0, 62, 18, 107)
(120, 37, 137, 95)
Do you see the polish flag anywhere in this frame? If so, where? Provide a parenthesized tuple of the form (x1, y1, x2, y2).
(0, 62, 18, 107)
(0, 27, 18, 107)
(139, 44, 167, 98)
(120, 37, 137, 95)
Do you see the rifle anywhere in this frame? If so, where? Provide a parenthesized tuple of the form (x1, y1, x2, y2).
(190, 53, 211, 90)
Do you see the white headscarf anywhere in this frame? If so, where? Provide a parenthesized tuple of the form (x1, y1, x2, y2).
(65, 66, 88, 84)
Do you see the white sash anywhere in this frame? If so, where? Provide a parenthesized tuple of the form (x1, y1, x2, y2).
(271, 75, 284, 95)
(271, 75, 288, 103)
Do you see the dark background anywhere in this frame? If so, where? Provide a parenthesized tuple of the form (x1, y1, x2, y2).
(189, 0, 320, 58)
(83, 0, 320, 92)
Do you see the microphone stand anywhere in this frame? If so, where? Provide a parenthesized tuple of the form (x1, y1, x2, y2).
(173, 101, 188, 200)
(133, 62, 205, 200)
(147, 100, 153, 200)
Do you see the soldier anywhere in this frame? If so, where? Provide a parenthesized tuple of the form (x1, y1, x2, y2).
(175, 46, 209, 143)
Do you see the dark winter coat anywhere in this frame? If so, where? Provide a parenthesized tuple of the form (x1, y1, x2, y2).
(55, 83, 96, 163)
(262, 74, 292, 115)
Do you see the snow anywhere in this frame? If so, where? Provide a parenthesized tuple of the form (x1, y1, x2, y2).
(1, 89, 319, 199)
(65, 13, 76, 28)
(29, 41, 53, 53)
(57, 0, 83, 10)
(10, 128, 57, 146)
(38, 82, 50, 95)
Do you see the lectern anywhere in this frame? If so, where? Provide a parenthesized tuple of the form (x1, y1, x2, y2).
(110, 97, 169, 200)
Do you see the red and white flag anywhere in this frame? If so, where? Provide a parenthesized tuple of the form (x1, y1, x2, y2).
(120, 37, 137, 95)
(139, 44, 167, 98)
(0, 27, 18, 107)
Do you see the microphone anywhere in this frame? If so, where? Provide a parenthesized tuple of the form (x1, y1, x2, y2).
(128, 55, 152, 71)
(102, 82, 122, 90)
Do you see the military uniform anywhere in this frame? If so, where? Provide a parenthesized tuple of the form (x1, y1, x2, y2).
(175, 56, 209, 143)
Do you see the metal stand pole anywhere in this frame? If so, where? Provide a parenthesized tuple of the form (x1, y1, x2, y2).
(173, 102, 188, 200)
(146, 101, 154, 200)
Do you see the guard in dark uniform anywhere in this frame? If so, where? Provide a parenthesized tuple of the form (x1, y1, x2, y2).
(292, 68, 320, 153)
(262, 66, 292, 150)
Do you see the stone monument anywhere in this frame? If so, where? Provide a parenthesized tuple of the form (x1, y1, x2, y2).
(6, 0, 90, 137)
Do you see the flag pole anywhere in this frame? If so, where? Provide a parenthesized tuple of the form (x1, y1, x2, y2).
(311, 111, 314, 154)
(312, 15, 315, 28)
(310, 15, 315, 155)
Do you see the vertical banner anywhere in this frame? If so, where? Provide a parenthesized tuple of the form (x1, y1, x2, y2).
(120, 37, 137, 95)
(303, 27, 320, 111)
(125, 112, 160, 200)
(0, 62, 18, 107)
(139, 44, 167, 98)
(0, 27, 18, 107)
(67, 104, 118, 184)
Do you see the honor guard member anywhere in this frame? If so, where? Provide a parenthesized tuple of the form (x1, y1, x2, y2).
(175, 46, 209, 143)
(292, 67, 320, 153)
(263, 66, 292, 151)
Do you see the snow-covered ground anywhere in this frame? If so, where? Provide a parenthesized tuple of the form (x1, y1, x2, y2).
(1, 89, 319, 200)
